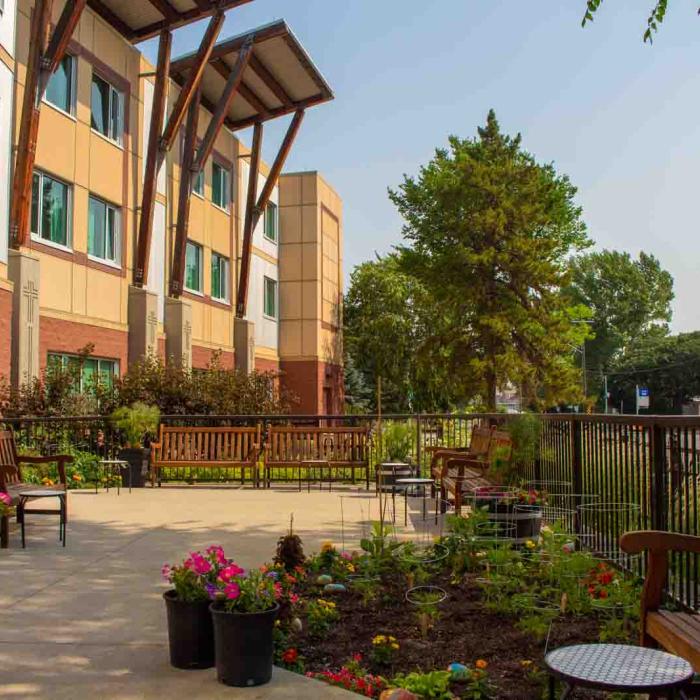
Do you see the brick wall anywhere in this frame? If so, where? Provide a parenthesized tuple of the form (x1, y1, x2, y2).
(0, 286, 11, 380)
(39, 316, 129, 374)
(192, 345, 234, 370)
(280, 360, 344, 415)
(255, 357, 280, 374)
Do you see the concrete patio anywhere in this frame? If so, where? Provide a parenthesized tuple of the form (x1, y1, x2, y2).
(0, 485, 409, 699)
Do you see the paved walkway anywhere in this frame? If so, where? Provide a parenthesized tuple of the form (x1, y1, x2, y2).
(0, 485, 441, 699)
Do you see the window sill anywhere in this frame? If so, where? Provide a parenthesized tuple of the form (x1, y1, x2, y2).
(42, 100, 77, 122)
(192, 190, 204, 200)
(212, 202, 230, 215)
(263, 314, 278, 322)
(263, 234, 278, 245)
(31, 235, 72, 254)
(184, 287, 204, 297)
(91, 128, 124, 151)
(88, 254, 121, 270)
(211, 297, 231, 307)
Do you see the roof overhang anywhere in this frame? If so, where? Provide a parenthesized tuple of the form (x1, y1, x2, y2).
(86, 0, 254, 43)
(169, 20, 334, 132)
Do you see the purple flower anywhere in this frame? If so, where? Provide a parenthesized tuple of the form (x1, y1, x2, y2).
(205, 583, 218, 600)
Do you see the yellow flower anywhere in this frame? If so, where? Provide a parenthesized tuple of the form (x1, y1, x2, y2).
(321, 540, 335, 553)
(520, 660, 533, 668)
(347, 563, 356, 573)
(391, 643, 399, 650)
(525, 540, 536, 550)
(475, 659, 488, 670)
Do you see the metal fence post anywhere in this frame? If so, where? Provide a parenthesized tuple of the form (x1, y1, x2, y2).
(416, 414, 422, 478)
(572, 418, 583, 534)
(651, 422, 667, 533)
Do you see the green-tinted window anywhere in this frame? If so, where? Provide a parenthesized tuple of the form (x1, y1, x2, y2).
(264, 202, 278, 242)
(47, 353, 118, 391)
(211, 253, 229, 302)
(45, 55, 74, 114)
(31, 171, 70, 247)
(263, 276, 277, 319)
(91, 73, 123, 145)
(193, 170, 204, 196)
(88, 196, 120, 264)
(185, 241, 202, 293)
(212, 162, 230, 210)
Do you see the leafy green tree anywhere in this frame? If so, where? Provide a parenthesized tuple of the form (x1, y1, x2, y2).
(566, 250, 674, 402)
(612, 332, 700, 413)
(389, 110, 592, 410)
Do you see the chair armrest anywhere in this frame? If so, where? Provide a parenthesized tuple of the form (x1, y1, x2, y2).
(0, 464, 19, 490)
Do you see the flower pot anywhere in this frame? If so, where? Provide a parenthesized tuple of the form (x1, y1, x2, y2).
(210, 602, 279, 687)
(118, 447, 150, 488)
(163, 590, 214, 669)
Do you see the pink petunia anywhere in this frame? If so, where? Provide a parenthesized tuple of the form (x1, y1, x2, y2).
(161, 564, 172, 581)
(224, 582, 240, 600)
(219, 564, 245, 582)
(0, 492, 11, 506)
(192, 557, 212, 576)
(290, 593, 299, 604)
(273, 582, 283, 599)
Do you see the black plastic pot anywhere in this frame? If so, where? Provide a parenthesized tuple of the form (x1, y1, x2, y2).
(118, 447, 150, 488)
(163, 590, 214, 669)
(210, 602, 279, 687)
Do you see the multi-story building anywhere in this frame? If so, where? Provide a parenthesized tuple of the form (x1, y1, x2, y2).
(0, 0, 343, 413)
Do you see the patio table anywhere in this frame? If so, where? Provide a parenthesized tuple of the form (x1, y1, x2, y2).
(544, 643, 693, 699)
(396, 477, 435, 526)
(97, 460, 131, 495)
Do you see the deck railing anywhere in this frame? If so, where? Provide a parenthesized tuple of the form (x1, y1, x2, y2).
(4, 411, 700, 607)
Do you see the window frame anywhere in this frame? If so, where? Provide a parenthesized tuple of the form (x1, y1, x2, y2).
(210, 252, 230, 304)
(211, 161, 230, 212)
(43, 53, 76, 117)
(263, 276, 278, 320)
(47, 353, 119, 392)
(192, 169, 205, 198)
(87, 194, 121, 267)
(184, 240, 204, 295)
(30, 170, 73, 251)
(90, 72, 124, 146)
(264, 201, 278, 243)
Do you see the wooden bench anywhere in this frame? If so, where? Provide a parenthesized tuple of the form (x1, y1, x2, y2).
(620, 530, 700, 672)
(264, 426, 370, 489)
(0, 429, 72, 548)
(150, 425, 263, 487)
(429, 425, 493, 483)
(439, 429, 513, 513)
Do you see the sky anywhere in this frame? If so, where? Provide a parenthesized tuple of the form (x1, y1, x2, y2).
(142, 1, 700, 333)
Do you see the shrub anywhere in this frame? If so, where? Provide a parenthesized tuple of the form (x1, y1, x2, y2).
(111, 402, 160, 448)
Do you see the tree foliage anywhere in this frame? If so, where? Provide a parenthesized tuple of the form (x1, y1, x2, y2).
(565, 250, 674, 399)
(387, 110, 592, 410)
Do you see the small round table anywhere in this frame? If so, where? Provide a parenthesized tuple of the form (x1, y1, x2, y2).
(396, 478, 435, 526)
(18, 489, 67, 548)
(97, 460, 131, 494)
(544, 643, 693, 699)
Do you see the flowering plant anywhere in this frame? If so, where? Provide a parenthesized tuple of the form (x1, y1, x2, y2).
(0, 492, 14, 517)
(279, 647, 305, 673)
(370, 634, 399, 665)
(211, 566, 282, 614)
(162, 545, 230, 603)
(306, 598, 339, 636)
(307, 654, 385, 698)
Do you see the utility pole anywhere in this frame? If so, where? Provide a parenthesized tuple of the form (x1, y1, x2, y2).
(603, 374, 608, 414)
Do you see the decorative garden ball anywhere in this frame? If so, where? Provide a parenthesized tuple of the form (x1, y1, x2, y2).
(448, 662, 469, 679)
(379, 690, 419, 700)
(316, 574, 333, 586)
(323, 583, 347, 594)
(290, 616, 303, 633)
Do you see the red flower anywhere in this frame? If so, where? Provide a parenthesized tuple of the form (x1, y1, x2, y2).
(598, 589, 608, 599)
(598, 571, 614, 585)
(282, 648, 299, 664)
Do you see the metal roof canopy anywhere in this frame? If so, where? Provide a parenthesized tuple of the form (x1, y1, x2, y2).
(86, 0, 253, 42)
(169, 20, 334, 133)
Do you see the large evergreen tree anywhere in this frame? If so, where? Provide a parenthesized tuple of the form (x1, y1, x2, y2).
(389, 110, 591, 410)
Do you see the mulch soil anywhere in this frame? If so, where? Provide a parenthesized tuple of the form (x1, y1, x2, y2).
(294, 571, 632, 699)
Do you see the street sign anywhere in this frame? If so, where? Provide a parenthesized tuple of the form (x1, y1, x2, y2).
(636, 386, 650, 412)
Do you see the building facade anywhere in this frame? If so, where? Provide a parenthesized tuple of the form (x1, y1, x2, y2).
(0, 0, 343, 413)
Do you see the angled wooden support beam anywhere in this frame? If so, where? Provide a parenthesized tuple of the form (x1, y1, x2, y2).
(169, 89, 201, 299)
(236, 109, 305, 318)
(147, 0, 179, 24)
(192, 39, 253, 174)
(43, 0, 87, 79)
(160, 10, 224, 154)
(236, 121, 263, 318)
(248, 52, 293, 108)
(86, 0, 133, 40)
(134, 29, 172, 288)
(10, 0, 54, 249)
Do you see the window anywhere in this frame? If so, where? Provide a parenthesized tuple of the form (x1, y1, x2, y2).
(212, 162, 230, 210)
(185, 241, 203, 293)
(91, 73, 123, 145)
(264, 202, 278, 242)
(211, 253, 229, 302)
(31, 171, 71, 247)
(44, 54, 75, 114)
(193, 169, 204, 197)
(48, 353, 119, 391)
(263, 276, 277, 319)
(88, 196, 120, 265)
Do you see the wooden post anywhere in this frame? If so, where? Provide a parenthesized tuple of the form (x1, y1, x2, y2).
(236, 109, 305, 318)
(169, 89, 200, 298)
(10, 0, 54, 249)
(134, 29, 172, 287)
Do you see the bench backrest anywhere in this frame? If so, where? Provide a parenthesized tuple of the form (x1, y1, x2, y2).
(0, 430, 21, 488)
(267, 427, 369, 463)
(489, 430, 513, 463)
(469, 426, 493, 457)
(154, 425, 262, 463)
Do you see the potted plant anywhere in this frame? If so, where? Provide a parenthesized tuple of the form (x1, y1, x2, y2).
(161, 546, 231, 669)
(474, 486, 547, 544)
(209, 564, 282, 687)
(111, 402, 160, 488)
(377, 421, 414, 492)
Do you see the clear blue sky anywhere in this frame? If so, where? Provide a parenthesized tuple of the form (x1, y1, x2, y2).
(142, 1, 700, 333)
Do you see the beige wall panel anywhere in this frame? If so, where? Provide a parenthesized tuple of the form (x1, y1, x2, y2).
(14, 5, 28, 73)
(75, 56, 93, 126)
(190, 301, 205, 340)
(302, 243, 320, 281)
(301, 319, 318, 357)
(76, 6, 94, 52)
(279, 174, 301, 207)
(189, 197, 205, 241)
(280, 206, 302, 244)
(280, 280, 302, 320)
(74, 123, 91, 189)
(210, 306, 232, 347)
(89, 135, 123, 204)
(123, 215, 134, 270)
(302, 204, 319, 244)
(279, 320, 302, 356)
(302, 280, 319, 320)
(210, 219, 231, 257)
(35, 109, 76, 182)
(71, 186, 88, 253)
(85, 270, 121, 322)
(71, 263, 87, 316)
(39, 254, 72, 313)
(301, 173, 317, 206)
(320, 327, 341, 363)
(279, 243, 302, 281)
(93, 20, 128, 77)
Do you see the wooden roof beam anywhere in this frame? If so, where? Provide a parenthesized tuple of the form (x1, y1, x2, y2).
(210, 58, 268, 114)
(147, 0, 180, 24)
(248, 52, 293, 108)
(86, 0, 134, 40)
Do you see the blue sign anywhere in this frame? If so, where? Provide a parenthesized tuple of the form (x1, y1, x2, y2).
(639, 388, 649, 397)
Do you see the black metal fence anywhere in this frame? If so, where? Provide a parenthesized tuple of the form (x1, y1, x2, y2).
(4, 411, 700, 607)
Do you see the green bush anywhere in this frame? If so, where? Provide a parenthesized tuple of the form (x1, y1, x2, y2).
(111, 402, 160, 448)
